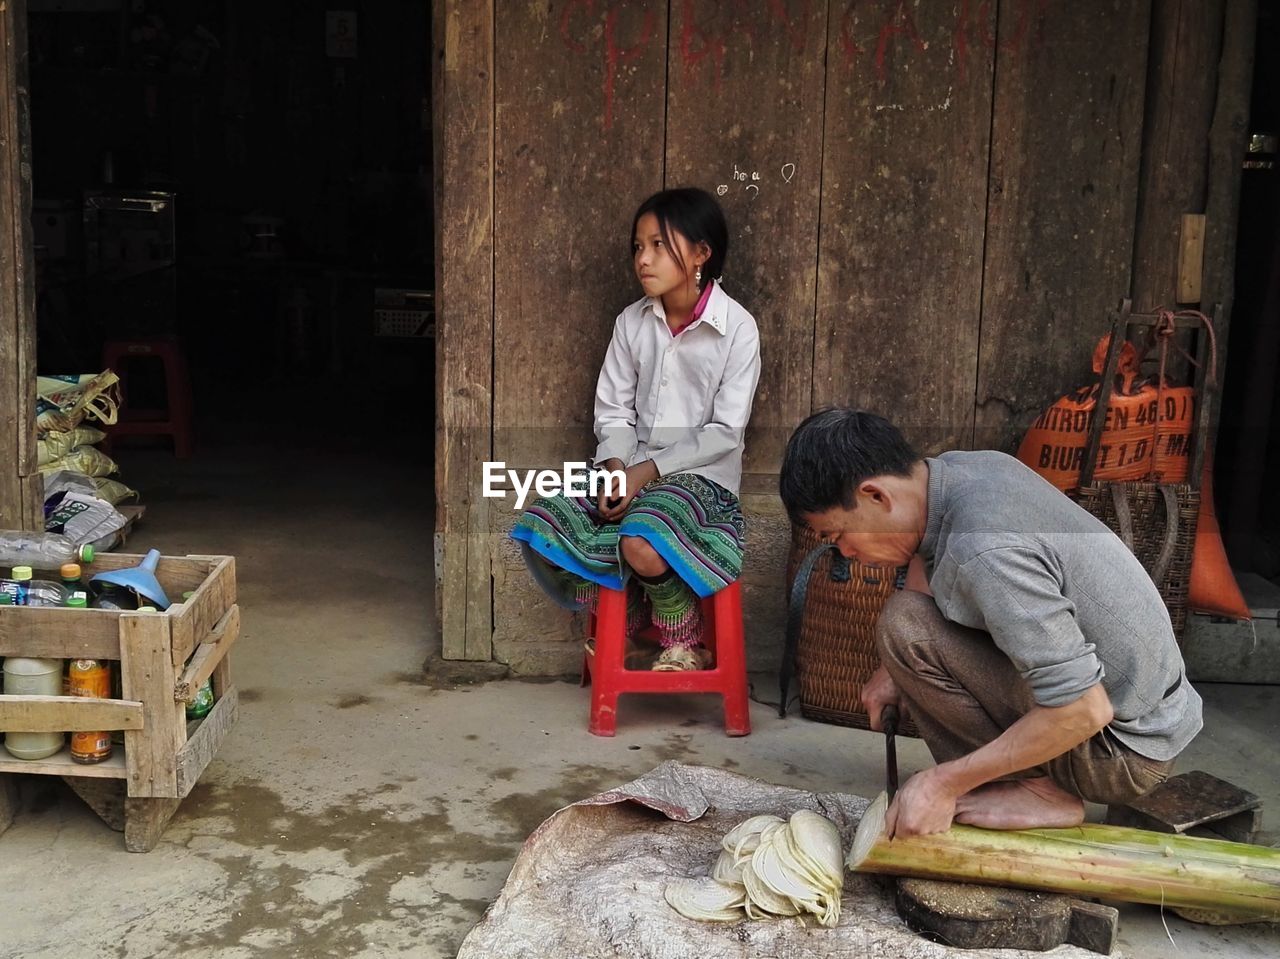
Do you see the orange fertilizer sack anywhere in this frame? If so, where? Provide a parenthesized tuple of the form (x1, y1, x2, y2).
(1021, 324, 1246, 621)
(1149, 386, 1195, 482)
(1017, 336, 1194, 492)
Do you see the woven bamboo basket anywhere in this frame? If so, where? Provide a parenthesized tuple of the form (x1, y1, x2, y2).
(1073, 301, 1219, 644)
(1074, 481, 1199, 637)
(784, 523, 919, 736)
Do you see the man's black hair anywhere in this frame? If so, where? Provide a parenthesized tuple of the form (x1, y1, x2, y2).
(779, 408, 920, 524)
(631, 188, 728, 289)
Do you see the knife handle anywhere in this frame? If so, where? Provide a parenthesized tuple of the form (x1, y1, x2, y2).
(880, 704, 899, 736)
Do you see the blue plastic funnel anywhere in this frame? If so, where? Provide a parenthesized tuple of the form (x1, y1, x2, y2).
(90, 548, 172, 610)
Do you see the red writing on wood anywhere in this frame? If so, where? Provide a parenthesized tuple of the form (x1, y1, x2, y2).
(677, 0, 813, 90)
(558, 0, 1049, 122)
(560, 0, 658, 130)
(838, 0, 928, 80)
(840, 0, 1048, 82)
(953, 0, 1048, 78)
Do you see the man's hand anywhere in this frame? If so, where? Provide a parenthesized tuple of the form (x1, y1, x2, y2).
(885, 766, 960, 838)
(886, 686, 1114, 836)
(861, 665, 904, 732)
(598, 459, 659, 522)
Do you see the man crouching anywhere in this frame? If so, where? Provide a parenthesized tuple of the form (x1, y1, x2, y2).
(779, 408, 1202, 838)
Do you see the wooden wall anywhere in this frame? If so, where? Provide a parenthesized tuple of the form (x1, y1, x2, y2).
(664, 3, 827, 473)
(469, 0, 1165, 477)
(432, 0, 1250, 665)
(490, 2, 825, 475)
(974, 0, 1151, 452)
(815, 0, 993, 454)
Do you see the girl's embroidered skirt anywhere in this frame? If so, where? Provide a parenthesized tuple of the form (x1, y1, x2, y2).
(511, 472, 745, 606)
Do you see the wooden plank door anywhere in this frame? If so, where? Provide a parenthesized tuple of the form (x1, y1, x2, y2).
(664, 0, 828, 478)
(493, 0, 668, 475)
(487, 2, 669, 662)
(1129, 0, 1222, 314)
(814, 0, 995, 456)
(973, 0, 1152, 453)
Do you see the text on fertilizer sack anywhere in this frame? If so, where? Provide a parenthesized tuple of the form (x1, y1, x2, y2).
(483, 462, 627, 510)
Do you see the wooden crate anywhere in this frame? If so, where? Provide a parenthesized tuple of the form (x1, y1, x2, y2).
(0, 553, 240, 851)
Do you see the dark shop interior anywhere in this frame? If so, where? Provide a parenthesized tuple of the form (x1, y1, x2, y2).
(30, 0, 435, 457)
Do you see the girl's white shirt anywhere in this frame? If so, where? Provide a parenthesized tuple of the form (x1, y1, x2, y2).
(592, 281, 761, 497)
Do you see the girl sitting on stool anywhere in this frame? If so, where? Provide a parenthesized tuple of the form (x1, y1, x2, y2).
(512, 187, 761, 671)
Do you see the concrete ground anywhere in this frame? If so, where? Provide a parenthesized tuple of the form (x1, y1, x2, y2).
(0, 441, 1277, 958)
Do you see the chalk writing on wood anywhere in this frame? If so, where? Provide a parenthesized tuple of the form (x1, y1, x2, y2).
(715, 161, 798, 200)
(559, 0, 658, 129)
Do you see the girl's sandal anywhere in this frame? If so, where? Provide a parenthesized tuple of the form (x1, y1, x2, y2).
(651, 645, 710, 672)
(586, 636, 662, 670)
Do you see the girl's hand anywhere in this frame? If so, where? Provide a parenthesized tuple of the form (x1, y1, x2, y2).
(599, 460, 659, 521)
(595, 459, 627, 515)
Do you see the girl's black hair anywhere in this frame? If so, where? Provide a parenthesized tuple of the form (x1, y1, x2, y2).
(631, 188, 728, 289)
(779, 409, 920, 524)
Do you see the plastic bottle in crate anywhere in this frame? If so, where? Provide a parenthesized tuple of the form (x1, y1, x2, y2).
(0, 530, 93, 571)
(187, 682, 215, 720)
(91, 582, 139, 610)
(61, 563, 84, 592)
(59, 593, 89, 694)
(180, 592, 216, 720)
(69, 658, 113, 764)
(0, 566, 70, 607)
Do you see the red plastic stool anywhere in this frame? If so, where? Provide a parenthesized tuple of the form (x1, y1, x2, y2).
(101, 337, 194, 459)
(583, 580, 751, 737)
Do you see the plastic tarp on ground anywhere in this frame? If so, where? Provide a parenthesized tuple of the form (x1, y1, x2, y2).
(457, 761, 1104, 959)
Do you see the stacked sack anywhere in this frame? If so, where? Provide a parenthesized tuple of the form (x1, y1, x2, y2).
(35, 372, 140, 553)
(1017, 335, 1250, 622)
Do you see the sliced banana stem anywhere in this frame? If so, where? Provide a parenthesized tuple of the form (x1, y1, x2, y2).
(668, 810, 847, 927)
(664, 876, 747, 922)
(848, 791, 1280, 924)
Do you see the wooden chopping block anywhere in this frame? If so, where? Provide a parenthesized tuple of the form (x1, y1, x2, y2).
(896, 878, 1119, 954)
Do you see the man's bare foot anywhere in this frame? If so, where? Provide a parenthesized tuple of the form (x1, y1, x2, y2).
(953, 777, 1084, 830)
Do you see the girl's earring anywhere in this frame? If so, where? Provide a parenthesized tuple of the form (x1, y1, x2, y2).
(695, 266, 702, 285)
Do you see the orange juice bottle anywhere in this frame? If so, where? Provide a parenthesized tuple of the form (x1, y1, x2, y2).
(68, 659, 112, 764)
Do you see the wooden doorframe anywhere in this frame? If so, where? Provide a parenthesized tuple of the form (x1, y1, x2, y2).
(0, 0, 40, 531)
(432, 0, 495, 661)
